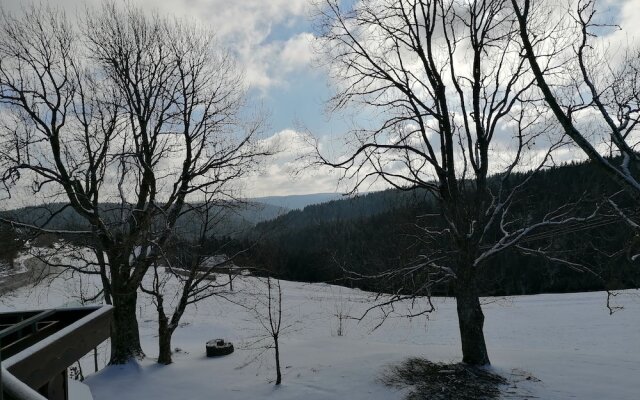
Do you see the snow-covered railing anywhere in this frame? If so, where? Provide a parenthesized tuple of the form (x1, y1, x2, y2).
(0, 306, 113, 400)
(1, 367, 46, 400)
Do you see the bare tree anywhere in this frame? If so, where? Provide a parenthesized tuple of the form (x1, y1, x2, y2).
(140, 195, 244, 365)
(314, 0, 598, 365)
(511, 0, 639, 231)
(0, 2, 266, 363)
(244, 276, 286, 385)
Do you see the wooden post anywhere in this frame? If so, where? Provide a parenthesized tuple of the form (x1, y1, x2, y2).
(94, 348, 98, 373)
(1, 347, 4, 400)
(38, 369, 68, 400)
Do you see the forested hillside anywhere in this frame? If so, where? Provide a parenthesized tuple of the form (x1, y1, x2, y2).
(235, 160, 639, 296)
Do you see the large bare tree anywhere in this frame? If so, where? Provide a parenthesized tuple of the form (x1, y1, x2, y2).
(315, 0, 598, 365)
(0, 3, 265, 363)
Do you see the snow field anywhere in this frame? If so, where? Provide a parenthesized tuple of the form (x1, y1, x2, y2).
(1, 265, 638, 400)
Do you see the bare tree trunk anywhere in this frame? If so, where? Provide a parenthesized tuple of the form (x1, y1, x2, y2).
(455, 263, 490, 366)
(157, 317, 173, 365)
(110, 291, 144, 364)
(143, 269, 176, 365)
(274, 336, 282, 385)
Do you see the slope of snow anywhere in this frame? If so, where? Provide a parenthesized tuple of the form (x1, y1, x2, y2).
(0, 269, 638, 400)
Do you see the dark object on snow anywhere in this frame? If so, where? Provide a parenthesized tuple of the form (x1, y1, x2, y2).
(206, 339, 234, 357)
(381, 357, 508, 400)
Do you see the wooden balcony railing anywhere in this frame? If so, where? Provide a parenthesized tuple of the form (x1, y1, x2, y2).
(0, 306, 113, 400)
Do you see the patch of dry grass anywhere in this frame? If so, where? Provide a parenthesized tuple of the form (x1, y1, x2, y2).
(380, 358, 507, 400)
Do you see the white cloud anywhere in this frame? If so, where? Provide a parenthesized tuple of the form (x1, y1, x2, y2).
(280, 32, 316, 71)
(608, 0, 640, 40)
(242, 129, 344, 196)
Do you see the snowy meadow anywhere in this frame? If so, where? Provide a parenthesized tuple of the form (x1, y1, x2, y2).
(1, 263, 638, 400)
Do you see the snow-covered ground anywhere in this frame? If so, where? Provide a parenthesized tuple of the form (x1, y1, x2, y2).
(0, 253, 29, 278)
(1, 265, 638, 400)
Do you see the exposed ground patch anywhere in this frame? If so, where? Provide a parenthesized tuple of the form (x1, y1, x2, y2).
(381, 358, 508, 400)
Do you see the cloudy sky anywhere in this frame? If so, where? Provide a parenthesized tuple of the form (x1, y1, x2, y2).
(1, 0, 638, 199)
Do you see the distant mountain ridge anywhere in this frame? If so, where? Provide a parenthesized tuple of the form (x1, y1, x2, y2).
(249, 193, 343, 210)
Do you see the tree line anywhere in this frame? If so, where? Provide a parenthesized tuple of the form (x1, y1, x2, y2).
(232, 159, 638, 297)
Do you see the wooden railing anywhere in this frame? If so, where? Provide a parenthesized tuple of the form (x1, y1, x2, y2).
(0, 306, 113, 400)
